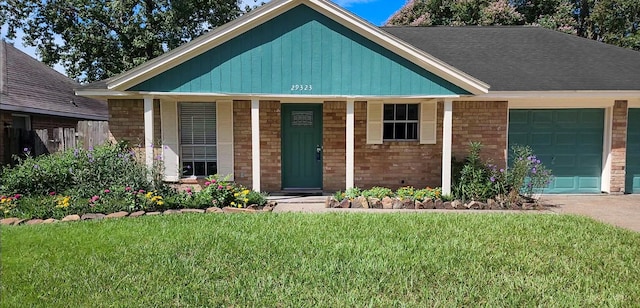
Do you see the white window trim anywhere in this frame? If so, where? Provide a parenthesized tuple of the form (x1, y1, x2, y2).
(383, 103, 420, 141)
(178, 102, 218, 178)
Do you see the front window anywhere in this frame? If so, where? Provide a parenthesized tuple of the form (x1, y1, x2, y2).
(179, 103, 217, 177)
(383, 104, 419, 140)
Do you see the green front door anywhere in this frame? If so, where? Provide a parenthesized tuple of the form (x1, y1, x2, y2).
(281, 104, 323, 190)
(626, 108, 640, 193)
(509, 109, 604, 193)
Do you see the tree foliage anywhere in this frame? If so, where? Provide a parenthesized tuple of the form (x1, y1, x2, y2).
(0, 0, 247, 82)
(386, 0, 640, 51)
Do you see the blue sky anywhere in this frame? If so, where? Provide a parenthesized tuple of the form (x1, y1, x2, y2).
(5, 0, 407, 75)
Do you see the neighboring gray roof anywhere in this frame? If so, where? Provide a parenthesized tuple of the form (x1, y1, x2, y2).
(381, 26, 640, 91)
(0, 40, 107, 120)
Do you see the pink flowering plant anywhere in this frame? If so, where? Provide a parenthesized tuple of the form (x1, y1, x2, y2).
(195, 174, 267, 208)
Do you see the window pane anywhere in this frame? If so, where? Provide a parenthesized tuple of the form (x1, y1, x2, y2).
(194, 162, 206, 176)
(383, 123, 394, 139)
(182, 162, 194, 177)
(396, 104, 407, 120)
(207, 162, 217, 176)
(407, 123, 418, 140)
(407, 104, 419, 120)
(394, 123, 406, 139)
(383, 105, 394, 121)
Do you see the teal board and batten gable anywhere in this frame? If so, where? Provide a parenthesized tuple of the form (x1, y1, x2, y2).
(129, 4, 469, 96)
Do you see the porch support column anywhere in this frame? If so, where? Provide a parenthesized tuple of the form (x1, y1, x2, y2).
(143, 95, 154, 170)
(346, 99, 355, 189)
(442, 99, 453, 195)
(251, 98, 261, 192)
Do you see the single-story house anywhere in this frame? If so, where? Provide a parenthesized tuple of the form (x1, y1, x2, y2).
(76, 0, 640, 194)
(0, 40, 108, 164)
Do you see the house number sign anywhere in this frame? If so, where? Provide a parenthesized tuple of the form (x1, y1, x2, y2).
(290, 84, 313, 91)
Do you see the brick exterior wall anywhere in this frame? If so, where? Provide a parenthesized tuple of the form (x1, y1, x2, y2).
(233, 101, 252, 187)
(353, 101, 443, 190)
(259, 101, 282, 192)
(323, 100, 509, 192)
(31, 115, 78, 133)
(452, 101, 508, 167)
(611, 100, 628, 193)
(322, 101, 347, 191)
(107, 99, 161, 159)
(103, 98, 638, 195)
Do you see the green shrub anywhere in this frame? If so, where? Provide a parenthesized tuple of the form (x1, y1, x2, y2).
(344, 187, 362, 200)
(453, 142, 553, 204)
(0, 149, 76, 196)
(333, 190, 345, 201)
(395, 186, 416, 201)
(362, 186, 393, 200)
(414, 187, 442, 201)
(507, 145, 553, 199)
(246, 190, 268, 206)
(453, 142, 494, 201)
(0, 142, 165, 199)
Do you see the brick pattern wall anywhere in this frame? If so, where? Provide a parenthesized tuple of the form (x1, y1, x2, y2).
(611, 100, 628, 193)
(31, 115, 78, 134)
(107, 99, 161, 159)
(452, 101, 508, 167)
(322, 101, 347, 191)
(259, 101, 282, 192)
(353, 101, 443, 190)
(233, 101, 252, 187)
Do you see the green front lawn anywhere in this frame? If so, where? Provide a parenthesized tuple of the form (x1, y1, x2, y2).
(2, 213, 639, 306)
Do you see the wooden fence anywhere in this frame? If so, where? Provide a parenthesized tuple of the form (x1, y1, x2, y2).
(2, 121, 109, 165)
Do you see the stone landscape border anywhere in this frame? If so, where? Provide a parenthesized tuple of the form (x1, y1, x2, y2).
(326, 196, 543, 210)
(0, 203, 276, 226)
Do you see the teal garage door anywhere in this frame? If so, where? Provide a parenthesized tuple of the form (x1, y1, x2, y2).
(509, 109, 604, 193)
(626, 108, 640, 193)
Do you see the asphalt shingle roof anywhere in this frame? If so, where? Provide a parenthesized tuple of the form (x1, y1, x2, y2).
(0, 40, 107, 120)
(381, 26, 640, 91)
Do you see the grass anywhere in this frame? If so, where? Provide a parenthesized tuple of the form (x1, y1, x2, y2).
(1, 213, 639, 307)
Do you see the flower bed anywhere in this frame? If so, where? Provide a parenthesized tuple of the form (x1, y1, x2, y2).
(325, 187, 543, 211)
(0, 143, 271, 222)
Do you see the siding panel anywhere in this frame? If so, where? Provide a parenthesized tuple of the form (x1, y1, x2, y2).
(130, 5, 468, 96)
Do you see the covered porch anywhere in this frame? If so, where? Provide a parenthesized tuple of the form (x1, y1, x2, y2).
(139, 95, 457, 194)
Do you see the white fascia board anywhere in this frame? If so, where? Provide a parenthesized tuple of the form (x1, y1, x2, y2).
(133, 91, 462, 100)
(628, 98, 640, 107)
(106, 0, 489, 95)
(75, 90, 133, 97)
(77, 89, 463, 104)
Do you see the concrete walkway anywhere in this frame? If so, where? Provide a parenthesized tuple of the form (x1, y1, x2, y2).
(269, 194, 640, 232)
(541, 194, 640, 232)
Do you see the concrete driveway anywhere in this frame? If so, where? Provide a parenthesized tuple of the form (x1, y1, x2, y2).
(541, 195, 640, 232)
